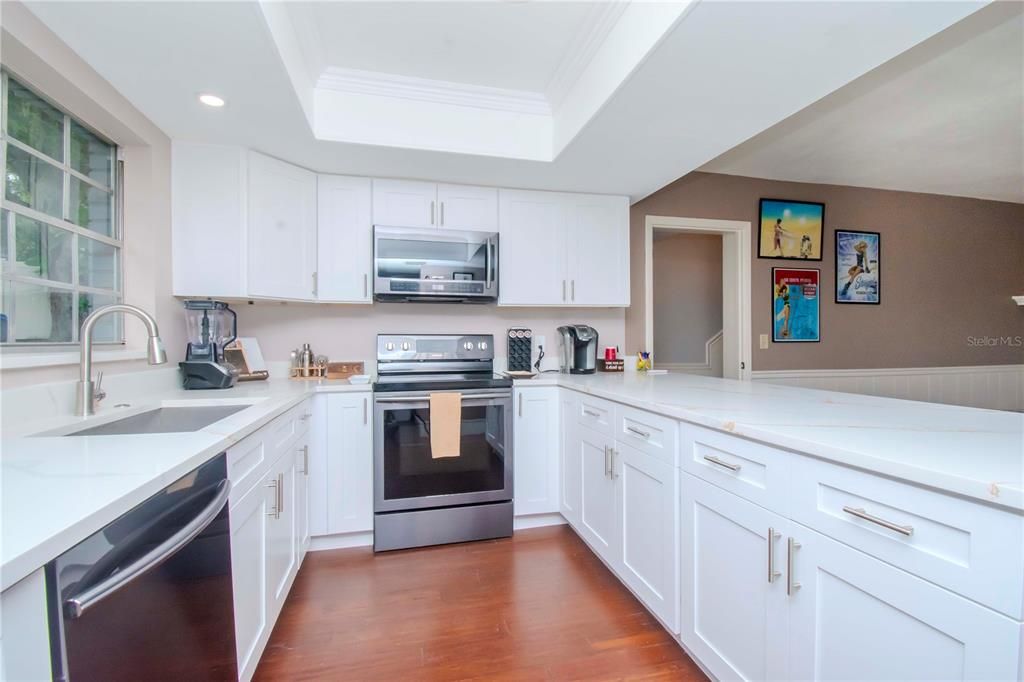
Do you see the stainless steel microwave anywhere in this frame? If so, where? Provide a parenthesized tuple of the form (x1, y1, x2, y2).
(373, 226, 498, 303)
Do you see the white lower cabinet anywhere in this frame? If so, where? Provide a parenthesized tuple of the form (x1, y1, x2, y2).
(788, 524, 1021, 682)
(228, 400, 313, 681)
(230, 475, 271, 681)
(513, 386, 560, 516)
(562, 399, 679, 633)
(559, 391, 581, 526)
(577, 424, 618, 562)
(324, 393, 374, 535)
(616, 441, 678, 632)
(680, 473, 789, 681)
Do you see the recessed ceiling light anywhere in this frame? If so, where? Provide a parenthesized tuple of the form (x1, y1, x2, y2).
(198, 94, 225, 108)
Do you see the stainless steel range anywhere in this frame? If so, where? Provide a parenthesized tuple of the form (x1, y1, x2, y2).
(373, 334, 513, 551)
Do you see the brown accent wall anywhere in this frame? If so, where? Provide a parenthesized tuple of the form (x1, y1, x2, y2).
(626, 172, 1024, 370)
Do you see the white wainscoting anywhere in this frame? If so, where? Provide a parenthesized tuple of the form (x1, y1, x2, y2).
(751, 364, 1024, 412)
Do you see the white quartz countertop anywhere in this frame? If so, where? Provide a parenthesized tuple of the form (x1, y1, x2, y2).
(0, 377, 369, 591)
(516, 372, 1024, 513)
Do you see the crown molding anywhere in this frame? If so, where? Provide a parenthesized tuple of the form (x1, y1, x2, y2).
(544, 1, 629, 110)
(317, 67, 552, 117)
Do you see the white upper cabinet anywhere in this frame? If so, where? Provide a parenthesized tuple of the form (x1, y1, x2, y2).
(437, 184, 498, 231)
(317, 175, 373, 303)
(373, 179, 498, 231)
(247, 151, 317, 301)
(498, 189, 569, 306)
(498, 189, 629, 306)
(372, 178, 437, 228)
(171, 143, 248, 298)
(566, 194, 630, 306)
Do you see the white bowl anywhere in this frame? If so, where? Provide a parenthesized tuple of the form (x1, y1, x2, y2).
(348, 374, 371, 384)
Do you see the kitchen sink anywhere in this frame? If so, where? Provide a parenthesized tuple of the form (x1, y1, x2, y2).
(63, 405, 250, 436)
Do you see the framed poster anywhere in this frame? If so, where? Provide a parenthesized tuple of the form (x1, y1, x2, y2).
(835, 230, 880, 304)
(759, 198, 824, 260)
(772, 268, 820, 342)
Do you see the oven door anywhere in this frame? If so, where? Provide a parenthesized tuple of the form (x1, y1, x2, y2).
(374, 226, 497, 301)
(374, 389, 513, 513)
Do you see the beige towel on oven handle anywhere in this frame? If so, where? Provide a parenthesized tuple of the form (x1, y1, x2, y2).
(429, 392, 462, 459)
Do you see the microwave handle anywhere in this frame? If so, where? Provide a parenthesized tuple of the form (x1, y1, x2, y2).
(485, 238, 493, 290)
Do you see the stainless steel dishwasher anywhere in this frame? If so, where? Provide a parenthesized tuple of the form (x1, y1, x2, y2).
(45, 453, 237, 681)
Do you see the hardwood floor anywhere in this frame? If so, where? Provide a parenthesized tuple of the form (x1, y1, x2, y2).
(254, 525, 706, 681)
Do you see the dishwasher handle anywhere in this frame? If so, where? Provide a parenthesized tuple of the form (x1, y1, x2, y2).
(64, 478, 231, 620)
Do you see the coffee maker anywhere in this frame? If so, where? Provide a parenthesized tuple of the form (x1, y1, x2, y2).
(556, 324, 599, 374)
(179, 300, 239, 389)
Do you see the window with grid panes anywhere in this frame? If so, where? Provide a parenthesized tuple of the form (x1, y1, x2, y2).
(0, 72, 123, 345)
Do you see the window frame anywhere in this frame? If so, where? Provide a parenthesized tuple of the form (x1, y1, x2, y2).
(1, 70, 125, 347)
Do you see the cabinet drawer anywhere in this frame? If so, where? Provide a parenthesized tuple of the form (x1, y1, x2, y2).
(267, 401, 312, 455)
(576, 395, 614, 436)
(790, 457, 1024, 619)
(680, 424, 790, 514)
(227, 429, 269, 503)
(615, 405, 677, 467)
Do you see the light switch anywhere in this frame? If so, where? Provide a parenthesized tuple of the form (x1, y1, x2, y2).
(759, 334, 769, 349)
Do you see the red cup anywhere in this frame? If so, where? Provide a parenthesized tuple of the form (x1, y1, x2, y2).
(604, 346, 617, 361)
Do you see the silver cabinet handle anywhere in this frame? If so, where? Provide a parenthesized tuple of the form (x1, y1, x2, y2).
(278, 472, 284, 516)
(610, 448, 618, 479)
(582, 408, 600, 418)
(703, 454, 741, 472)
(363, 397, 368, 424)
(301, 444, 309, 476)
(518, 393, 523, 417)
(571, 279, 575, 302)
(300, 412, 312, 421)
(767, 527, 781, 584)
(364, 273, 368, 298)
(267, 477, 279, 518)
(562, 280, 567, 301)
(787, 537, 801, 595)
(440, 201, 445, 226)
(842, 506, 914, 536)
(312, 271, 318, 297)
(603, 445, 611, 477)
(430, 200, 435, 225)
(626, 425, 650, 440)
(65, 479, 231, 619)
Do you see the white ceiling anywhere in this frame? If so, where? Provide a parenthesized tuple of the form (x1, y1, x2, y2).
(701, 2, 1023, 203)
(290, 1, 606, 94)
(19, 0, 988, 201)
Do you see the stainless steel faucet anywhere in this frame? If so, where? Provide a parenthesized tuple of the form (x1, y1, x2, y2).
(77, 304, 168, 416)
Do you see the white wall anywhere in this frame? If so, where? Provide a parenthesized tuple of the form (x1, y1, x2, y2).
(652, 231, 722, 364)
(0, 1, 181, 388)
(235, 303, 625, 371)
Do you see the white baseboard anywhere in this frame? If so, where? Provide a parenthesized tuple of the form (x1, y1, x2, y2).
(308, 513, 567, 552)
(513, 512, 567, 530)
(751, 364, 1024, 411)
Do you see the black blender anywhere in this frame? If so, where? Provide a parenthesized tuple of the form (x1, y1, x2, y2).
(179, 300, 239, 389)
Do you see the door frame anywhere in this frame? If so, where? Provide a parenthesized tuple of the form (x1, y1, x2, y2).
(644, 215, 752, 380)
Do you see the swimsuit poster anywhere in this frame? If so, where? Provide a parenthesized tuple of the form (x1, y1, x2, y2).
(772, 268, 820, 342)
(759, 198, 824, 260)
(835, 230, 880, 304)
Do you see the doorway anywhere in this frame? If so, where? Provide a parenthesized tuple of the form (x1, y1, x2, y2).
(644, 216, 752, 380)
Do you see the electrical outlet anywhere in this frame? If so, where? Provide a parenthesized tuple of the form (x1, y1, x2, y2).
(759, 333, 769, 349)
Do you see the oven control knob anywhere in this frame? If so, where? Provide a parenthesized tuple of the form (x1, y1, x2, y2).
(401, 342, 411, 351)
(463, 341, 474, 351)
(385, 342, 395, 351)
(478, 341, 488, 350)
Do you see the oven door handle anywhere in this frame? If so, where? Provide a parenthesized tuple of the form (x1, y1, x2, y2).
(377, 393, 511, 403)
